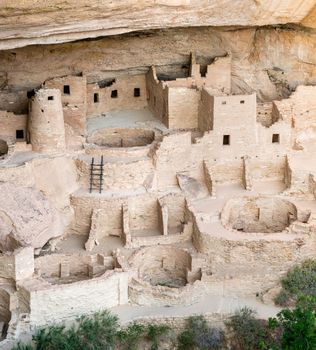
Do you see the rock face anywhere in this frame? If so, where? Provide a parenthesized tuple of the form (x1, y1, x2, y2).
(0, 0, 316, 50)
(1, 26, 316, 109)
(0, 182, 61, 251)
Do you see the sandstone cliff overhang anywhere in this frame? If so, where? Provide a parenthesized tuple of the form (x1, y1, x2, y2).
(0, 0, 316, 50)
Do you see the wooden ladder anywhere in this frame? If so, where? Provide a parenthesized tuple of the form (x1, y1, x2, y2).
(89, 156, 104, 194)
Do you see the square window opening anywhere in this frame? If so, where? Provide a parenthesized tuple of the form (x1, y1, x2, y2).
(222, 101, 227, 105)
(240, 100, 245, 104)
(48, 96, 54, 101)
(111, 90, 118, 98)
(63, 85, 70, 95)
(223, 135, 230, 145)
(272, 134, 280, 143)
(94, 93, 99, 103)
(16, 130, 24, 139)
(134, 88, 141, 97)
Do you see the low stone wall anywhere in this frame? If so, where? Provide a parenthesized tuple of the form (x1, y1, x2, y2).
(87, 128, 155, 148)
(18, 269, 129, 327)
(129, 278, 207, 306)
(192, 217, 316, 296)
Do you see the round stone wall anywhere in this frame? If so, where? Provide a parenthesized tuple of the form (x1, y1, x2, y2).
(87, 128, 155, 148)
(221, 196, 297, 233)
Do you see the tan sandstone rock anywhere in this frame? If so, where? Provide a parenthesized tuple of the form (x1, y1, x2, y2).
(0, 0, 316, 49)
(0, 182, 62, 251)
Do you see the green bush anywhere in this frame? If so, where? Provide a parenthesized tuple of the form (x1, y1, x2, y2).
(269, 296, 316, 350)
(75, 311, 119, 349)
(146, 323, 170, 350)
(274, 259, 316, 306)
(31, 310, 119, 350)
(117, 322, 146, 350)
(178, 315, 227, 350)
(12, 344, 33, 350)
(13, 313, 173, 350)
(225, 307, 276, 350)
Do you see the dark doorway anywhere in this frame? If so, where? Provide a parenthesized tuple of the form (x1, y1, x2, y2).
(16, 130, 24, 140)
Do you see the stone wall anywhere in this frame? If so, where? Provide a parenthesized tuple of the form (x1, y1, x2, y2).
(0, 247, 34, 281)
(44, 75, 87, 135)
(77, 154, 155, 191)
(257, 102, 273, 127)
(87, 128, 155, 148)
(87, 75, 147, 117)
(198, 88, 214, 132)
(146, 67, 169, 125)
(212, 93, 257, 147)
(204, 158, 243, 185)
(192, 214, 316, 295)
(0, 289, 11, 324)
(202, 55, 231, 94)
(168, 87, 199, 129)
(274, 85, 316, 151)
(0, 111, 27, 143)
(18, 270, 129, 327)
(71, 191, 185, 238)
(246, 155, 286, 182)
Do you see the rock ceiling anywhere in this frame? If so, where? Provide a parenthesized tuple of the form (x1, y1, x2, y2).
(0, 0, 316, 50)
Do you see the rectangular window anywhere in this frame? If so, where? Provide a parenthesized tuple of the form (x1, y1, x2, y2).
(16, 130, 24, 139)
(48, 96, 54, 101)
(134, 88, 140, 97)
(111, 90, 118, 98)
(94, 93, 99, 103)
(223, 135, 230, 145)
(240, 100, 245, 104)
(63, 85, 70, 95)
(272, 134, 280, 143)
(222, 101, 227, 105)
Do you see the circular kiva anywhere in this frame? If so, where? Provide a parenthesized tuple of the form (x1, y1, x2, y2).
(87, 128, 155, 148)
(129, 246, 194, 288)
(221, 196, 297, 233)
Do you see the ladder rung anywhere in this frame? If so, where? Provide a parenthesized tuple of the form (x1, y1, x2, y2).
(90, 158, 104, 194)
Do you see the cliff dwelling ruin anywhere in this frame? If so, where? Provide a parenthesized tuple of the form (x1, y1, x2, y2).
(1, 0, 316, 347)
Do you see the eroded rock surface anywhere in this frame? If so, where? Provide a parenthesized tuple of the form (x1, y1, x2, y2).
(1, 0, 316, 49)
(2, 26, 316, 110)
(0, 182, 61, 251)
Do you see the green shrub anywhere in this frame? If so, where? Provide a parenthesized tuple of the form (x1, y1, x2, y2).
(146, 324, 170, 350)
(75, 310, 119, 349)
(117, 322, 146, 350)
(225, 307, 275, 350)
(12, 343, 33, 350)
(269, 296, 316, 350)
(11, 313, 173, 350)
(178, 315, 227, 350)
(274, 259, 316, 306)
(33, 310, 119, 350)
(274, 289, 292, 307)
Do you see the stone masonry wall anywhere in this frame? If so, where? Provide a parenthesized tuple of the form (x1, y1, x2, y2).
(87, 75, 147, 117)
